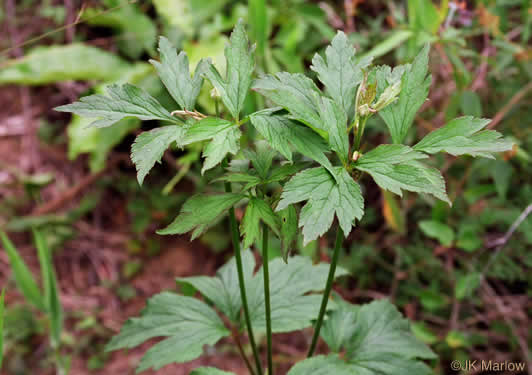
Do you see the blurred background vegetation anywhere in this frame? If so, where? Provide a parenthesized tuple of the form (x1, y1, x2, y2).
(0, 0, 531, 374)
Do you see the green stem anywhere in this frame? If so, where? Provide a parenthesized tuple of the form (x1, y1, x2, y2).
(222, 159, 263, 375)
(262, 222, 273, 375)
(307, 227, 344, 357)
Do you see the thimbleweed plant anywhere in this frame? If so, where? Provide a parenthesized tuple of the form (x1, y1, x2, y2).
(56, 21, 513, 375)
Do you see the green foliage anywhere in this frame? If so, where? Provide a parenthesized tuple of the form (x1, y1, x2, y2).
(241, 197, 280, 248)
(191, 368, 236, 375)
(205, 20, 255, 119)
(0, 44, 130, 85)
(0, 288, 4, 371)
(419, 220, 454, 246)
(289, 299, 435, 375)
(378, 45, 431, 144)
(56, 83, 180, 128)
(150, 37, 210, 111)
(105, 292, 229, 372)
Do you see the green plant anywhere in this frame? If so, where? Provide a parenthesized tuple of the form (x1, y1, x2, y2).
(56, 21, 513, 374)
(0, 230, 66, 374)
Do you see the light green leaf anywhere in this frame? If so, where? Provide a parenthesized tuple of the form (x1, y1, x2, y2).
(360, 30, 413, 61)
(151, 37, 210, 110)
(249, 113, 334, 175)
(1, 231, 45, 311)
(248, 0, 268, 57)
(253, 72, 327, 138)
(0, 288, 4, 370)
(158, 193, 245, 238)
(106, 292, 229, 372)
(378, 45, 431, 143)
(290, 299, 435, 375)
(246, 256, 349, 333)
(241, 198, 280, 248)
(455, 272, 482, 300)
(204, 20, 255, 119)
(319, 97, 349, 164)
(131, 126, 187, 185)
(179, 251, 255, 322)
(355, 144, 450, 204)
(215, 173, 262, 191)
(33, 229, 62, 349)
(0, 44, 130, 85)
(56, 83, 180, 128)
(413, 116, 514, 158)
(419, 220, 454, 246)
(277, 167, 364, 244)
(311, 31, 369, 119)
(183, 118, 235, 144)
(190, 368, 237, 375)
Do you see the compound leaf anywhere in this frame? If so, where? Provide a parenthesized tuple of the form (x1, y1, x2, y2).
(158, 193, 245, 237)
(204, 20, 255, 119)
(55, 83, 180, 128)
(151, 36, 210, 110)
(106, 292, 229, 373)
(277, 167, 364, 244)
(179, 251, 255, 322)
(241, 198, 280, 248)
(414, 116, 514, 158)
(311, 31, 369, 119)
(378, 45, 431, 144)
(354, 144, 450, 204)
(131, 126, 187, 185)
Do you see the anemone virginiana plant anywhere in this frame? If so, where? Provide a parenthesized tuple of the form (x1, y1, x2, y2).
(56, 20, 513, 375)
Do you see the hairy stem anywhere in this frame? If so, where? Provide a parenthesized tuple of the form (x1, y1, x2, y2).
(222, 159, 263, 375)
(307, 227, 344, 357)
(262, 223, 273, 375)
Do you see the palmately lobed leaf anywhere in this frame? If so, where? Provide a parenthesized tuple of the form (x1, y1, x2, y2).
(413, 116, 514, 157)
(204, 19, 255, 120)
(277, 167, 364, 244)
(55, 83, 181, 128)
(105, 292, 229, 373)
(378, 44, 431, 144)
(150, 36, 210, 110)
(318, 96, 349, 164)
(311, 31, 371, 120)
(131, 126, 187, 185)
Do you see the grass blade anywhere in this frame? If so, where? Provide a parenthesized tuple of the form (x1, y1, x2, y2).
(0, 288, 5, 370)
(0, 231, 45, 310)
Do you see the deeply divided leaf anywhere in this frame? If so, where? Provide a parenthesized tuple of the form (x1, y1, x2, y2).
(131, 126, 187, 185)
(55, 83, 180, 128)
(105, 293, 229, 373)
(204, 20, 255, 119)
(277, 167, 364, 244)
(311, 31, 370, 120)
(414, 116, 514, 157)
(377, 45, 431, 144)
(241, 198, 280, 248)
(150, 37, 210, 110)
(355, 144, 450, 204)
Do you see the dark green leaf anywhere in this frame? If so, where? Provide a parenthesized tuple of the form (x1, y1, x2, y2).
(278, 206, 298, 261)
(355, 144, 450, 204)
(378, 45, 431, 143)
(243, 142, 276, 179)
(151, 37, 210, 110)
(1, 231, 45, 310)
(131, 126, 187, 185)
(413, 116, 514, 158)
(253, 73, 327, 138)
(311, 31, 369, 119)
(204, 20, 255, 119)
(241, 198, 280, 248)
(158, 194, 245, 238)
(178, 251, 255, 322)
(33, 229, 62, 349)
(277, 167, 364, 244)
(319, 97, 349, 163)
(455, 272, 482, 300)
(106, 292, 229, 372)
(55, 83, 180, 128)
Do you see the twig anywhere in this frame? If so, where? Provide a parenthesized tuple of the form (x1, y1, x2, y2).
(488, 81, 532, 129)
